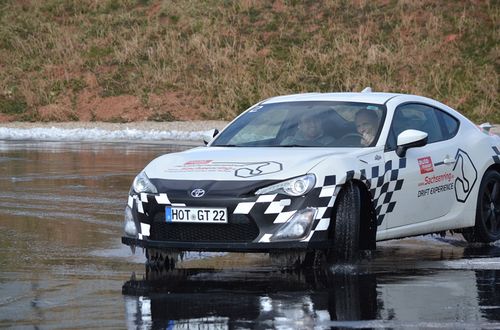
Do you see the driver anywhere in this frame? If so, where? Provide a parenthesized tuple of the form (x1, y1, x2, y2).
(355, 109, 379, 146)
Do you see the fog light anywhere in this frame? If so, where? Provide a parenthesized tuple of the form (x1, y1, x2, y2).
(272, 207, 317, 241)
(124, 206, 138, 237)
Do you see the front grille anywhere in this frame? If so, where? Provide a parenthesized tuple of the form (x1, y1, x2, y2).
(150, 213, 260, 242)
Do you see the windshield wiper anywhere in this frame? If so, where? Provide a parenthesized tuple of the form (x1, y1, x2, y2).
(279, 144, 310, 147)
(214, 144, 311, 147)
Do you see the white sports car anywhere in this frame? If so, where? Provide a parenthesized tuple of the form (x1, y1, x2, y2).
(122, 90, 500, 267)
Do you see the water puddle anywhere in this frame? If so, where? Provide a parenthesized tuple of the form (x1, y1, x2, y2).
(1, 140, 499, 328)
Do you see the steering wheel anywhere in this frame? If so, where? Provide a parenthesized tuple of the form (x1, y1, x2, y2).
(340, 133, 363, 145)
(341, 133, 362, 139)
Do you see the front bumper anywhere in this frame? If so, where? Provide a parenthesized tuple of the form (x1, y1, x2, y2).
(124, 178, 336, 253)
(122, 235, 333, 253)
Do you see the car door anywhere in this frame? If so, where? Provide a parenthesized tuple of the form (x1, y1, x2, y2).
(382, 103, 459, 230)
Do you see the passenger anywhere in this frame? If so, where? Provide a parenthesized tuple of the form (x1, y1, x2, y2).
(355, 109, 379, 146)
(281, 113, 335, 146)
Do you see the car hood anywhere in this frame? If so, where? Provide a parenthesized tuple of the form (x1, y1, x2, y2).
(143, 147, 356, 182)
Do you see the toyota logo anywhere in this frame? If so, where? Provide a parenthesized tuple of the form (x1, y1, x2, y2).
(191, 189, 205, 198)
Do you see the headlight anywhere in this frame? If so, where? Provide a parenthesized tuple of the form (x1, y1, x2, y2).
(132, 172, 158, 194)
(255, 174, 316, 196)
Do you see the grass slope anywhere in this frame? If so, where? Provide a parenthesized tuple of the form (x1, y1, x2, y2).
(0, 0, 498, 122)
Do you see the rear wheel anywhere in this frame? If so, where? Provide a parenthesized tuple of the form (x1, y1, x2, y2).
(463, 170, 500, 243)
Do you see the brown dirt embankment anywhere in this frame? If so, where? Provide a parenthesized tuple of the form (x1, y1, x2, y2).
(0, 1, 498, 124)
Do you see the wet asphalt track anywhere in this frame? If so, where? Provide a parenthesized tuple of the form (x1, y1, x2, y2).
(0, 140, 499, 329)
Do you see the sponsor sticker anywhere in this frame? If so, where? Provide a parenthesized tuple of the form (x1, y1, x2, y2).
(184, 160, 213, 165)
(249, 105, 264, 112)
(417, 171, 455, 197)
(166, 160, 283, 177)
(418, 156, 434, 174)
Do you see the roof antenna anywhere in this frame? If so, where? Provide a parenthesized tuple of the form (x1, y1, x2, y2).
(361, 87, 372, 93)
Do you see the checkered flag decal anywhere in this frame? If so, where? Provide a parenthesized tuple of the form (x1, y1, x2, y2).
(493, 146, 500, 164)
(129, 192, 183, 239)
(232, 175, 339, 242)
(365, 158, 407, 225)
(317, 158, 407, 226)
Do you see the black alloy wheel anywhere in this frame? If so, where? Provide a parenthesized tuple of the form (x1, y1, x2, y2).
(463, 170, 500, 243)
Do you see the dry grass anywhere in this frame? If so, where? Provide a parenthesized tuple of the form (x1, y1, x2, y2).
(0, 0, 498, 122)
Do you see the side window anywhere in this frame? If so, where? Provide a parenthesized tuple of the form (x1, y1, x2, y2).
(436, 109, 459, 140)
(386, 104, 445, 150)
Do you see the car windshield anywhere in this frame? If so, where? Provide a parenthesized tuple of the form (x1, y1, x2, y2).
(211, 101, 386, 147)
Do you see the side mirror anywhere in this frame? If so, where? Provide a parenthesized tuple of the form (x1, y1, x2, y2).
(396, 129, 428, 157)
(203, 128, 219, 145)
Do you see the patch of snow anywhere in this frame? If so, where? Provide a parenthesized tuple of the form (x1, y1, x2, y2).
(0, 126, 213, 142)
(440, 258, 500, 270)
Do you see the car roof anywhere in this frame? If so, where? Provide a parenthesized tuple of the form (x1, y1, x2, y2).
(262, 92, 402, 105)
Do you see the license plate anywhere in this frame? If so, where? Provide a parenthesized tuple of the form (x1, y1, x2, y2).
(165, 206, 228, 223)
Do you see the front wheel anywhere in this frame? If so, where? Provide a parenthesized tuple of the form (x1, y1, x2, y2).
(331, 182, 361, 262)
(301, 183, 361, 267)
(463, 170, 500, 243)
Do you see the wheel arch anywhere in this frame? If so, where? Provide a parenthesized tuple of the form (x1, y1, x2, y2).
(485, 163, 500, 176)
(475, 162, 500, 208)
(462, 165, 500, 243)
(355, 179, 377, 250)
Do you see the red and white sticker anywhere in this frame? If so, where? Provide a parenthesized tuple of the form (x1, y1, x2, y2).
(418, 156, 434, 174)
(184, 160, 213, 165)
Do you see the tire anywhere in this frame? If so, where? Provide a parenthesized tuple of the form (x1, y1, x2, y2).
(301, 249, 327, 268)
(332, 182, 361, 262)
(463, 170, 500, 243)
(300, 183, 361, 267)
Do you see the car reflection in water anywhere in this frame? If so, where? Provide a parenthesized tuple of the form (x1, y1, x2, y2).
(122, 250, 500, 329)
(123, 266, 378, 329)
